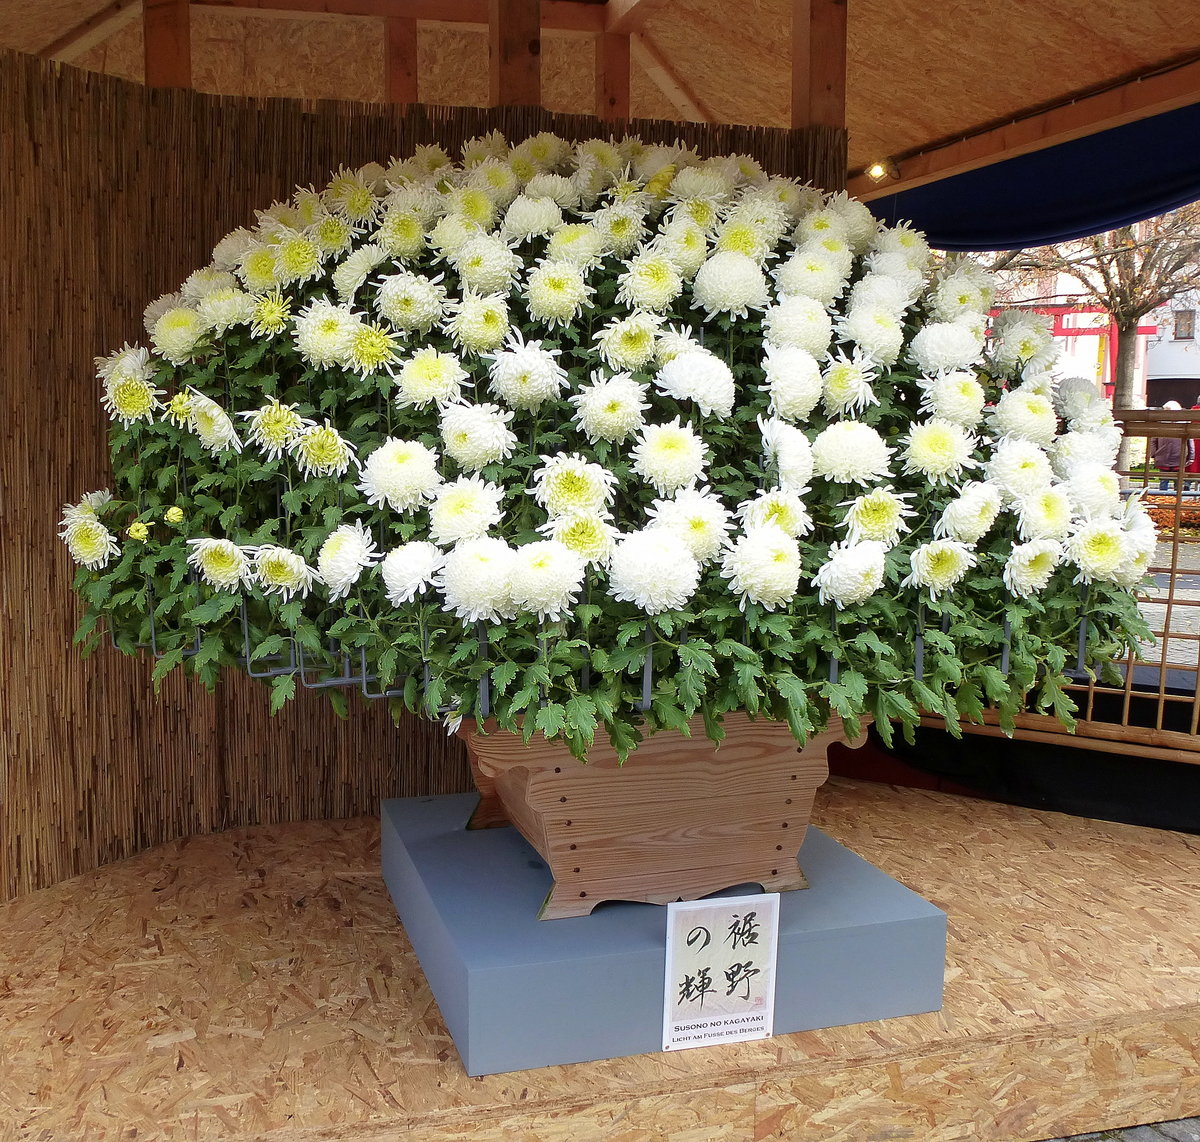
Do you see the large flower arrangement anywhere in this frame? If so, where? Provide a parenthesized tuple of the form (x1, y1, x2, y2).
(63, 132, 1153, 761)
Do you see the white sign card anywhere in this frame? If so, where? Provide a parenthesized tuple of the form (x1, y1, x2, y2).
(662, 892, 779, 1051)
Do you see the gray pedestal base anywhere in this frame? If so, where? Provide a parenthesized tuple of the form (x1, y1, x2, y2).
(381, 793, 946, 1077)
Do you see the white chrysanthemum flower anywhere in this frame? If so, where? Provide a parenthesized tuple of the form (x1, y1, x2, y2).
(532, 453, 617, 518)
(212, 227, 256, 272)
(936, 481, 1003, 544)
(437, 536, 517, 624)
(357, 438, 443, 511)
(187, 538, 252, 592)
(151, 307, 209, 364)
(908, 321, 983, 374)
(763, 345, 823, 422)
(607, 529, 701, 614)
(525, 172, 580, 210)
(792, 205, 849, 246)
(468, 158, 521, 209)
(849, 272, 918, 317)
(381, 542, 445, 605)
(872, 222, 930, 270)
(538, 511, 619, 566)
(990, 388, 1059, 446)
(341, 321, 401, 376)
(591, 202, 648, 256)
(239, 399, 310, 461)
(508, 540, 586, 621)
(309, 211, 358, 259)
(920, 370, 987, 427)
(737, 488, 813, 538)
(758, 416, 814, 492)
(822, 350, 880, 416)
(1066, 463, 1123, 520)
(427, 213, 479, 261)
(324, 166, 380, 221)
(569, 372, 650, 443)
(692, 251, 770, 319)
(763, 295, 833, 357)
(837, 304, 905, 366)
(653, 325, 703, 367)
(1016, 485, 1074, 542)
(525, 261, 594, 328)
(1068, 519, 1132, 584)
(632, 418, 709, 493)
(546, 223, 604, 266)
(443, 185, 497, 231)
(395, 347, 468, 409)
(180, 266, 237, 303)
(188, 390, 242, 453)
(1056, 375, 1105, 420)
(194, 287, 256, 335)
(101, 362, 163, 426)
(670, 164, 734, 204)
(453, 233, 521, 296)
(1052, 429, 1121, 477)
(653, 350, 736, 418)
(96, 342, 152, 385)
(646, 486, 732, 564)
(318, 521, 379, 601)
(864, 252, 925, 291)
(429, 476, 505, 545)
(991, 309, 1058, 376)
(439, 402, 517, 471)
(986, 438, 1054, 502)
(236, 244, 278, 293)
(248, 290, 292, 338)
(1004, 540, 1062, 598)
(594, 311, 661, 372)
(812, 540, 887, 609)
(445, 291, 509, 354)
(462, 129, 508, 167)
(824, 191, 879, 252)
(293, 298, 359, 368)
(374, 207, 427, 260)
(60, 511, 120, 570)
(902, 418, 979, 485)
(331, 243, 387, 303)
(773, 246, 848, 306)
(617, 250, 683, 311)
(713, 216, 772, 263)
(901, 540, 978, 600)
(841, 486, 915, 548)
(657, 217, 709, 277)
(812, 421, 894, 485)
(271, 229, 323, 287)
(291, 420, 355, 479)
(500, 194, 564, 241)
(253, 545, 317, 601)
(486, 331, 568, 410)
(720, 526, 802, 610)
(927, 272, 986, 322)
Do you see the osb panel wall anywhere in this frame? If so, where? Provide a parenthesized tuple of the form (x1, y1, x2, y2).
(0, 49, 846, 902)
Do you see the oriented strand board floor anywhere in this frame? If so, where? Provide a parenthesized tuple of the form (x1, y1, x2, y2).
(2, 778, 1199, 1142)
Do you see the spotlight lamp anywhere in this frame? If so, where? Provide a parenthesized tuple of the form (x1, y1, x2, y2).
(865, 159, 900, 183)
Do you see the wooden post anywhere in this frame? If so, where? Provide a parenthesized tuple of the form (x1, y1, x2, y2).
(143, 0, 191, 89)
(489, 0, 540, 107)
(594, 32, 630, 120)
(791, 0, 846, 128)
(384, 14, 418, 104)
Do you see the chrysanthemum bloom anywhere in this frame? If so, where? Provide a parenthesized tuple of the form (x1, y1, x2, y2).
(395, 347, 468, 409)
(538, 511, 619, 566)
(653, 350, 736, 418)
(902, 419, 979, 485)
(653, 325, 703, 367)
(126, 520, 149, 542)
(927, 272, 986, 323)
(428, 213, 479, 261)
(374, 207, 427, 260)
(791, 205, 849, 246)
(444, 291, 510, 355)
(253, 545, 317, 601)
(849, 271, 917, 317)
(164, 390, 192, 426)
(632, 418, 709, 493)
(101, 368, 162, 427)
(901, 540, 978, 601)
(692, 251, 770, 319)
(507, 540, 587, 621)
(165, 506, 184, 525)
(532, 453, 617, 518)
(461, 129, 508, 167)
(468, 158, 521, 209)
(291, 420, 356, 479)
(669, 164, 734, 204)
(590, 202, 648, 256)
(439, 403, 517, 471)
(212, 226, 256, 271)
(713, 217, 772, 263)
(647, 486, 732, 564)
(594, 312, 662, 372)
(936, 481, 1003, 544)
(337, 321, 399, 377)
(908, 320, 983, 375)
(236, 244, 278, 293)
(837, 304, 905, 366)
(195, 287, 256, 335)
(720, 525, 802, 610)
(526, 172, 581, 210)
(429, 476, 505, 545)
(240, 399, 310, 461)
(323, 166, 380, 222)
(357, 438, 443, 511)
(617, 250, 683, 311)
(986, 438, 1054, 502)
(841, 486, 915, 547)
(310, 212, 357, 258)
(1066, 463, 1123, 520)
(1004, 540, 1062, 598)
(96, 342, 151, 386)
(271, 229, 323, 287)
(762, 295, 833, 357)
(437, 536, 518, 624)
(822, 351, 880, 416)
(758, 416, 814, 492)
(453, 233, 521, 296)
(990, 310, 1058, 376)
(1068, 519, 1132, 584)
(1015, 485, 1073, 542)
(990, 388, 1059, 447)
(248, 290, 292, 338)
(763, 345, 823, 422)
(151, 306, 209, 364)
(812, 540, 887, 608)
(569, 373, 650, 442)
(771, 246, 846, 307)
(607, 529, 701, 614)
(187, 537, 252, 591)
(546, 223, 604, 267)
(318, 521, 379, 600)
(500, 194, 564, 242)
(920, 370, 986, 427)
(656, 217, 708, 277)
(444, 185, 498, 231)
(180, 266, 237, 303)
(824, 191, 880, 252)
(188, 390, 243, 453)
(811, 421, 894, 485)
(1052, 429, 1121, 477)
(331, 244, 388, 303)
(375, 271, 447, 332)
(59, 511, 120, 570)
(293, 298, 359, 368)
(872, 222, 931, 270)
(1056, 375, 1105, 421)
(525, 260, 594, 328)
(737, 488, 813, 539)
(486, 331, 568, 410)
(381, 542, 445, 605)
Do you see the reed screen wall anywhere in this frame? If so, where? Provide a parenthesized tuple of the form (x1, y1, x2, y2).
(0, 49, 847, 900)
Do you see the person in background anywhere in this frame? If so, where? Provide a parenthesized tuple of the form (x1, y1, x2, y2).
(1151, 401, 1191, 490)
(1189, 398, 1200, 475)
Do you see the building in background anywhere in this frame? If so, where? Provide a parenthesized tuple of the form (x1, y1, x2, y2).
(1145, 293, 1200, 408)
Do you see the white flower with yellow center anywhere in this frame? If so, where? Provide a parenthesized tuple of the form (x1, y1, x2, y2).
(445, 291, 510, 355)
(253, 545, 317, 601)
(758, 416, 814, 492)
(920, 370, 986, 427)
(525, 260, 594, 328)
(812, 421, 894, 485)
(428, 213, 479, 261)
(101, 367, 162, 426)
(762, 295, 832, 357)
(792, 206, 849, 246)
(310, 212, 357, 258)
(657, 217, 708, 277)
(249, 290, 292, 338)
(151, 307, 209, 365)
(538, 512, 619, 566)
(1068, 519, 1131, 584)
(291, 420, 355, 479)
(195, 287, 256, 335)
(357, 438, 442, 511)
(181, 266, 237, 303)
(654, 350, 736, 418)
(96, 342, 151, 385)
(936, 482, 1003, 544)
(617, 250, 683, 312)
(236, 244, 278, 292)
(986, 438, 1053, 502)
(908, 320, 983, 375)
(1066, 463, 1123, 520)
(532, 453, 617, 519)
(692, 251, 770, 319)
(902, 418, 979, 485)
(526, 172, 580, 211)
(1052, 428, 1121, 477)
(462, 129, 508, 167)
(59, 512, 119, 570)
(546, 223, 604, 267)
(508, 540, 587, 621)
(429, 476, 505, 545)
(763, 345, 823, 423)
(500, 194, 564, 241)
(991, 310, 1058, 376)
(841, 486, 915, 548)
(453, 233, 521, 296)
(813, 540, 887, 609)
(822, 351, 880, 416)
(60, 489, 112, 529)
(927, 272, 986, 322)
(188, 390, 242, 453)
(990, 388, 1059, 446)
(721, 525, 802, 610)
(850, 271, 917, 316)
(331, 244, 387, 303)
(381, 542, 445, 605)
(595, 312, 661, 372)
(901, 540, 977, 601)
(837, 304, 905, 366)
(608, 529, 701, 615)
(647, 486, 732, 564)
(632, 418, 709, 493)
(324, 167, 380, 222)
(714, 217, 771, 263)
(293, 298, 359, 368)
(1004, 540, 1062, 598)
(374, 207, 427, 260)
(240, 399, 310, 461)
(569, 372, 650, 443)
(437, 536, 517, 624)
(653, 326, 703, 367)
(1016, 485, 1074, 542)
(318, 521, 380, 601)
(395, 347, 468, 409)
(873, 222, 930, 270)
(591, 202, 648, 256)
(486, 331, 568, 410)
(773, 246, 849, 307)
(825, 191, 879, 252)
(272, 229, 323, 287)
(375, 271, 447, 332)
(468, 159, 521, 208)
(1056, 375, 1105, 421)
(187, 538, 252, 592)
(341, 321, 401, 376)
(439, 402, 517, 471)
(737, 488, 813, 538)
(670, 164, 734, 205)
(444, 185, 497, 231)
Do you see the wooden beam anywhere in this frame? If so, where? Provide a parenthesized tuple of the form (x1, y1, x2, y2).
(594, 32, 629, 120)
(193, 0, 603, 32)
(143, 0, 191, 88)
(629, 30, 710, 122)
(37, 0, 143, 62)
(604, 0, 671, 34)
(489, 0, 541, 107)
(847, 56, 1200, 201)
(384, 14, 419, 103)
(791, 0, 846, 129)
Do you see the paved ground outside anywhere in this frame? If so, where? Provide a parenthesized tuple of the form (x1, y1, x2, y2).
(1043, 1119, 1200, 1141)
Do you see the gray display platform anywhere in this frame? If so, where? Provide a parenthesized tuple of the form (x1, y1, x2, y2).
(381, 793, 947, 1077)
